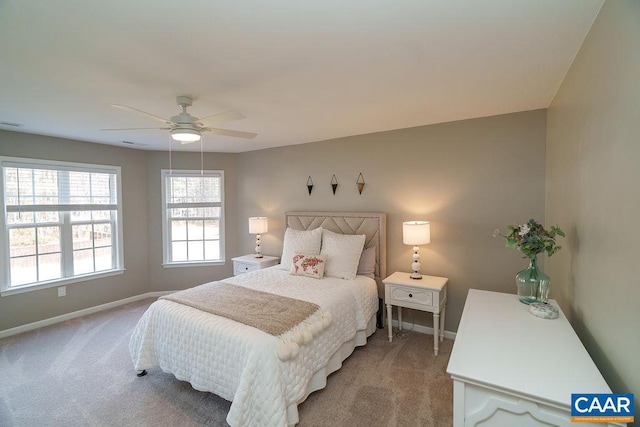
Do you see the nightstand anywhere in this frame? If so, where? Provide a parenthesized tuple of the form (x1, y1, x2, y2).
(383, 271, 448, 355)
(231, 254, 279, 275)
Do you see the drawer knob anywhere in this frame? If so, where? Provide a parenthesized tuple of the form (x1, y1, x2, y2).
(409, 293, 413, 298)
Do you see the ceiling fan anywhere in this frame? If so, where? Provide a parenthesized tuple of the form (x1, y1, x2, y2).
(102, 96, 257, 143)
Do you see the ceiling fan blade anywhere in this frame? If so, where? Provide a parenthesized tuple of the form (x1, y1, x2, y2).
(204, 127, 257, 139)
(110, 104, 176, 125)
(196, 110, 245, 127)
(101, 127, 171, 131)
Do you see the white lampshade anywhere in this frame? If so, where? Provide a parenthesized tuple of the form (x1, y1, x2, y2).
(403, 221, 431, 246)
(248, 217, 268, 234)
(171, 128, 201, 142)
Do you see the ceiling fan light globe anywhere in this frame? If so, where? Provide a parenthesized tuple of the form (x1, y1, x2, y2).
(171, 128, 201, 142)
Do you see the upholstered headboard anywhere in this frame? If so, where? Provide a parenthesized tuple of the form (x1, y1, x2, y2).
(284, 211, 387, 297)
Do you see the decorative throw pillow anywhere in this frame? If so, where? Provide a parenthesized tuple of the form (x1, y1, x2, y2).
(320, 229, 366, 280)
(279, 227, 323, 271)
(290, 253, 326, 279)
(356, 245, 376, 279)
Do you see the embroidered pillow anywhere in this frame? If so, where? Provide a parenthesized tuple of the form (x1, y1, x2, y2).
(279, 227, 323, 270)
(290, 253, 326, 279)
(356, 245, 376, 279)
(320, 229, 366, 280)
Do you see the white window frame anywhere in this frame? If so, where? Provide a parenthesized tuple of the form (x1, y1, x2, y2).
(161, 169, 225, 267)
(0, 156, 125, 296)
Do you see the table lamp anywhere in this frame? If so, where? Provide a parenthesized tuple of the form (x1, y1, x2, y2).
(248, 217, 268, 258)
(403, 221, 431, 279)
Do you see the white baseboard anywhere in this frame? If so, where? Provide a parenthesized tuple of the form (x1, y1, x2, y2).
(391, 319, 457, 340)
(0, 291, 174, 339)
(1, 292, 458, 341)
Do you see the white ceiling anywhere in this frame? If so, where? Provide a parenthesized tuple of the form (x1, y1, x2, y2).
(0, 0, 603, 153)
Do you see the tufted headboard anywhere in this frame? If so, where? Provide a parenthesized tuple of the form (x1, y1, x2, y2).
(284, 211, 387, 298)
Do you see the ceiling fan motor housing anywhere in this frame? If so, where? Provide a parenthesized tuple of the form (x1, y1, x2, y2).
(171, 112, 197, 126)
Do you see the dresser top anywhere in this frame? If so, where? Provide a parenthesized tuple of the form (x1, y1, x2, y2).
(447, 289, 612, 407)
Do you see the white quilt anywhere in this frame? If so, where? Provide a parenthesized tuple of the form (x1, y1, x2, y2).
(129, 267, 379, 427)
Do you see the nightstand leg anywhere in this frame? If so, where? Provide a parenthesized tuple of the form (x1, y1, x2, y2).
(440, 304, 446, 342)
(386, 303, 393, 342)
(398, 307, 403, 331)
(433, 313, 440, 356)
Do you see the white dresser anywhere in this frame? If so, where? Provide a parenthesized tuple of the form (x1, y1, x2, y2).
(447, 289, 622, 427)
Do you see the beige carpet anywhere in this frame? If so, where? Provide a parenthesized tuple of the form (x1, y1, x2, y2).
(0, 298, 453, 426)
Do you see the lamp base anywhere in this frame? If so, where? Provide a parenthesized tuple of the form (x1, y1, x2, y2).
(253, 235, 264, 258)
(409, 271, 422, 279)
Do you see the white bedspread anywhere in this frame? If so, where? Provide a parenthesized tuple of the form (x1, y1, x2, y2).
(129, 267, 378, 427)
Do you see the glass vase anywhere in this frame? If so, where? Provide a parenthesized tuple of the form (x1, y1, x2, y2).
(515, 257, 550, 304)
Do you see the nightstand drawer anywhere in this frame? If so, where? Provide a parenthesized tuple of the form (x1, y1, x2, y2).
(231, 255, 280, 276)
(387, 284, 434, 309)
(234, 262, 260, 275)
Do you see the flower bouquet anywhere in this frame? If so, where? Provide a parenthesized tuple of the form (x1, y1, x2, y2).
(494, 219, 565, 259)
(494, 219, 565, 304)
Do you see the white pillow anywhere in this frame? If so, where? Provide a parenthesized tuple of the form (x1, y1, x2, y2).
(320, 229, 366, 280)
(279, 227, 323, 270)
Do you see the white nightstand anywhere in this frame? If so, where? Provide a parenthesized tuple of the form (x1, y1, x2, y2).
(231, 254, 279, 276)
(383, 271, 449, 355)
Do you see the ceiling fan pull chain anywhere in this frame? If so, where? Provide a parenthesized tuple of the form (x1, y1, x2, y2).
(168, 135, 173, 174)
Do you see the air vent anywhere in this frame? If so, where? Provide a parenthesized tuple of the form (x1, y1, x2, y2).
(121, 140, 148, 147)
(0, 121, 22, 127)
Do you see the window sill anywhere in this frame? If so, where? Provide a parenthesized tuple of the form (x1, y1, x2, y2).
(0, 269, 125, 297)
(162, 261, 225, 268)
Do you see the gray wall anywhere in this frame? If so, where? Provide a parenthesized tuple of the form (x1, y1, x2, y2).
(0, 131, 149, 330)
(546, 0, 640, 406)
(0, 110, 547, 334)
(236, 110, 548, 332)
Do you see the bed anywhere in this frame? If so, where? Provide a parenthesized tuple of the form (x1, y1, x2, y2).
(129, 211, 387, 426)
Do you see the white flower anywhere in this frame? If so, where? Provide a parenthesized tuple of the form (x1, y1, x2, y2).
(519, 224, 530, 236)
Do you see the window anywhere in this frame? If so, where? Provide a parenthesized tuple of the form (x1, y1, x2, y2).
(161, 170, 224, 266)
(0, 157, 124, 295)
